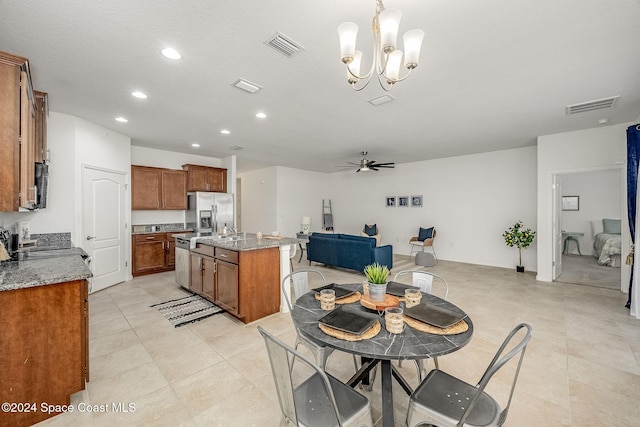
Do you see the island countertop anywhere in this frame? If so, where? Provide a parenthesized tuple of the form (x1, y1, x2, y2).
(0, 253, 93, 292)
(173, 232, 302, 252)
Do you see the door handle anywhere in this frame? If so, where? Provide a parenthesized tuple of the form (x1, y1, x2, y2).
(86, 236, 96, 240)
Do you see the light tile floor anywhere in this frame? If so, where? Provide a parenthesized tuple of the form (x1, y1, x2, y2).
(36, 256, 640, 426)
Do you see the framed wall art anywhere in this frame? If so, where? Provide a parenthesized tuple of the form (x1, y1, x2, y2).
(385, 196, 396, 207)
(411, 195, 423, 207)
(398, 196, 409, 207)
(562, 196, 579, 211)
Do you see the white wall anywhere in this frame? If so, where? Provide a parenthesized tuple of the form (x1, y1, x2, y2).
(537, 123, 629, 287)
(0, 113, 131, 250)
(238, 167, 279, 234)
(238, 147, 538, 271)
(329, 147, 538, 269)
(560, 170, 621, 255)
(130, 146, 233, 226)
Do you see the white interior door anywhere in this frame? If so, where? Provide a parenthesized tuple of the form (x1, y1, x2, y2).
(552, 178, 563, 279)
(82, 166, 127, 293)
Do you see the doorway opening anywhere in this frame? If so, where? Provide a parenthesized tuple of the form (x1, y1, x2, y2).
(553, 169, 622, 290)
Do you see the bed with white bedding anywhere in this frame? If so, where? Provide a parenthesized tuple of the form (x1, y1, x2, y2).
(591, 218, 622, 267)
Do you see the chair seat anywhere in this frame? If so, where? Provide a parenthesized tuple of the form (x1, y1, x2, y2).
(295, 372, 372, 427)
(408, 370, 501, 427)
(409, 240, 426, 246)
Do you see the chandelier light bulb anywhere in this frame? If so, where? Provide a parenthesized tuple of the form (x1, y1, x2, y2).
(338, 22, 359, 63)
(403, 29, 424, 69)
(385, 50, 403, 83)
(378, 8, 402, 53)
(347, 51, 363, 83)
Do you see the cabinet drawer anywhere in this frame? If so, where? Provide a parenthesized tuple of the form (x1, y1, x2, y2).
(215, 248, 238, 264)
(192, 244, 215, 258)
(134, 233, 166, 243)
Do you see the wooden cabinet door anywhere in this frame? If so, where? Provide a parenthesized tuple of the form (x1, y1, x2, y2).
(202, 257, 216, 300)
(0, 60, 21, 211)
(190, 254, 203, 294)
(133, 234, 166, 274)
(216, 259, 239, 314)
(183, 164, 208, 191)
(167, 236, 176, 267)
(161, 170, 186, 209)
(206, 167, 227, 192)
(131, 166, 161, 210)
(34, 91, 47, 163)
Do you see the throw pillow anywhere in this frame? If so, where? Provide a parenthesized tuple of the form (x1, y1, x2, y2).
(602, 218, 621, 234)
(418, 227, 434, 241)
(364, 224, 378, 236)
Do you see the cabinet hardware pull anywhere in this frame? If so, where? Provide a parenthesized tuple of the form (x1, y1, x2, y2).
(146, 236, 154, 240)
(219, 253, 228, 258)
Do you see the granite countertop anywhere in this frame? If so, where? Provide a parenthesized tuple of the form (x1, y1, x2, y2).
(183, 232, 302, 252)
(131, 224, 193, 235)
(0, 253, 93, 292)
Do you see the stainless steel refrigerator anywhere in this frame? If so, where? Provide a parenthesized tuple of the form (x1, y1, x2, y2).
(186, 192, 235, 233)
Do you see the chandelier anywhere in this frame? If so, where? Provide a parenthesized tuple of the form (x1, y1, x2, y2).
(338, 0, 424, 91)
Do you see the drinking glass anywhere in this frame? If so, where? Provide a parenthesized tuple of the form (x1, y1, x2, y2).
(404, 289, 422, 308)
(320, 289, 336, 310)
(384, 307, 404, 334)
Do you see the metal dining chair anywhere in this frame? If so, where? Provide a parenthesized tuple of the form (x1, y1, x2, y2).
(393, 270, 450, 380)
(281, 269, 358, 371)
(258, 326, 374, 427)
(406, 323, 533, 427)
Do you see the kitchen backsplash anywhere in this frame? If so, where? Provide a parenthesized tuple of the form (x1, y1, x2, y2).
(131, 223, 188, 233)
(30, 232, 72, 249)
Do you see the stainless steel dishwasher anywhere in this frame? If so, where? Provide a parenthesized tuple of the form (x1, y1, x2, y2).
(175, 236, 191, 290)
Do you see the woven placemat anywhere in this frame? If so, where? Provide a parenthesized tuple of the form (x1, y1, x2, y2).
(403, 315, 468, 335)
(318, 320, 381, 341)
(314, 291, 361, 305)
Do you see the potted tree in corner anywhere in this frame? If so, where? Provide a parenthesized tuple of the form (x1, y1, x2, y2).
(503, 221, 536, 272)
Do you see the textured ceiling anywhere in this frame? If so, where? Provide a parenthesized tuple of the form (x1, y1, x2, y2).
(1, 0, 639, 173)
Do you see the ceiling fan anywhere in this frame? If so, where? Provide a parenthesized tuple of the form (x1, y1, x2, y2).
(347, 151, 395, 172)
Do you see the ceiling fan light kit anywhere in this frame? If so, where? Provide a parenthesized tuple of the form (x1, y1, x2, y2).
(347, 151, 395, 172)
(338, 0, 424, 91)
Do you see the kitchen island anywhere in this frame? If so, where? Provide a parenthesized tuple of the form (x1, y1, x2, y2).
(173, 232, 300, 323)
(0, 251, 92, 427)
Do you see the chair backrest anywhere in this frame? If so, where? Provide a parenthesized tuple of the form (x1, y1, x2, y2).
(393, 270, 449, 300)
(289, 243, 297, 259)
(463, 323, 533, 426)
(258, 326, 343, 426)
(281, 269, 327, 311)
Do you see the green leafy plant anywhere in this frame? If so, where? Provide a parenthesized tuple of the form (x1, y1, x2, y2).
(363, 262, 390, 284)
(503, 221, 536, 266)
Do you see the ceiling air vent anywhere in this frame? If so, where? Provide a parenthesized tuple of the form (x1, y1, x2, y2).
(368, 94, 394, 106)
(232, 78, 262, 94)
(264, 32, 304, 57)
(566, 96, 619, 115)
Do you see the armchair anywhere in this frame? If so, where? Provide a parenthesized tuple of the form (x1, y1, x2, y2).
(409, 227, 437, 262)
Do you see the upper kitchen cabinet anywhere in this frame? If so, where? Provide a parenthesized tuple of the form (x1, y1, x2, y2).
(182, 164, 227, 192)
(131, 165, 187, 210)
(0, 50, 44, 211)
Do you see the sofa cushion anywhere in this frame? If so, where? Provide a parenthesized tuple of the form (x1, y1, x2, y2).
(418, 227, 434, 241)
(339, 233, 376, 248)
(364, 224, 378, 236)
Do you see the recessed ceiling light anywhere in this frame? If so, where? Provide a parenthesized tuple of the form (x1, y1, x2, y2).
(220, 129, 231, 134)
(131, 91, 147, 99)
(115, 116, 128, 123)
(256, 112, 267, 119)
(191, 143, 200, 148)
(598, 118, 609, 124)
(161, 48, 182, 60)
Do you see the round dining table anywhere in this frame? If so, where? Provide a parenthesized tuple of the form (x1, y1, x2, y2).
(291, 283, 474, 427)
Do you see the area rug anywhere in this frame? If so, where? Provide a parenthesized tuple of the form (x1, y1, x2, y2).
(151, 293, 224, 327)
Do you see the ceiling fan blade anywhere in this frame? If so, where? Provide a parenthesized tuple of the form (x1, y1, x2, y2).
(371, 164, 394, 169)
(347, 162, 361, 166)
(370, 162, 395, 166)
(369, 166, 379, 171)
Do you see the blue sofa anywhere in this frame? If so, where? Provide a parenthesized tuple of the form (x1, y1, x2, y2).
(306, 233, 393, 272)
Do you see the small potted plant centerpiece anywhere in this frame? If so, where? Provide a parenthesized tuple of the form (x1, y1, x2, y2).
(503, 221, 536, 272)
(364, 262, 389, 302)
